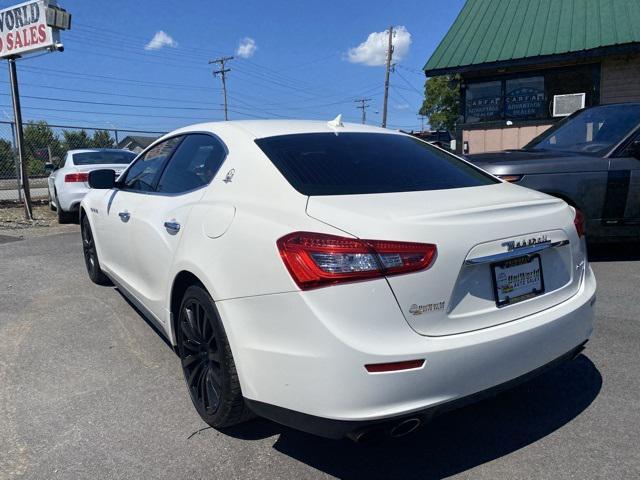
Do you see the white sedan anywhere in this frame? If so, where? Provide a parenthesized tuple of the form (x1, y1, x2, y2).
(79, 120, 595, 440)
(47, 148, 136, 223)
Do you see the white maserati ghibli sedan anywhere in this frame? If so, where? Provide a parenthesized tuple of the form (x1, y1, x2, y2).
(80, 119, 596, 440)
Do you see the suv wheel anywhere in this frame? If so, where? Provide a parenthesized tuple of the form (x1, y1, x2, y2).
(177, 285, 254, 428)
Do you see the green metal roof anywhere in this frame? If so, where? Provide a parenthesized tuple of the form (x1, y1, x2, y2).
(424, 0, 640, 75)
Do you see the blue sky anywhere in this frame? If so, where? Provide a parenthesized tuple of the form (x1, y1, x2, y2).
(0, 0, 465, 134)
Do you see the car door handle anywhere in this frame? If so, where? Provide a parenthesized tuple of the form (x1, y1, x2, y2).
(164, 221, 181, 234)
(118, 211, 130, 222)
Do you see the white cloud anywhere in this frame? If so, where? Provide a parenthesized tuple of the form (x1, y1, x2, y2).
(236, 37, 257, 58)
(347, 26, 411, 66)
(394, 103, 411, 111)
(145, 31, 178, 51)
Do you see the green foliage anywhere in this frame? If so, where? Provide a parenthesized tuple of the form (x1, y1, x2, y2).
(61, 129, 92, 151)
(7, 122, 119, 178)
(0, 138, 15, 178)
(419, 75, 460, 132)
(23, 121, 63, 176)
(91, 130, 115, 148)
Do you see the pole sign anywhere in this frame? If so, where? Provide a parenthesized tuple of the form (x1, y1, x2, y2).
(0, 1, 69, 59)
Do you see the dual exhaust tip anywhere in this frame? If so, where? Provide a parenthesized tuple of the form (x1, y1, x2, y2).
(348, 417, 423, 443)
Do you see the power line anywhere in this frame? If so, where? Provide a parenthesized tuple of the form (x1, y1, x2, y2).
(209, 56, 234, 121)
(0, 79, 220, 105)
(18, 65, 214, 91)
(395, 69, 424, 95)
(0, 92, 224, 112)
(390, 86, 416, 111)
(0, 102, 266, 121)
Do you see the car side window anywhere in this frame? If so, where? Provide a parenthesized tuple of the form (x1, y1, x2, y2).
(121, 137, 182, 192)
(156, 134, 227, 194)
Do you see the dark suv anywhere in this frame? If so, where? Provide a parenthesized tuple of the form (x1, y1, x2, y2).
(468, 103, 640, 241)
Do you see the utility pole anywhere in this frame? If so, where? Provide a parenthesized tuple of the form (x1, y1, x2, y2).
(8, 56, 32, 220)
(354, 98, 372, 124)
(209, 56, 233, 121)
(381, 26, 394, 128)
(418, 114, 426, 132)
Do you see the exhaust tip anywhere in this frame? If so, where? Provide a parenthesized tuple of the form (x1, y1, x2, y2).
(390, 418, 422, 438)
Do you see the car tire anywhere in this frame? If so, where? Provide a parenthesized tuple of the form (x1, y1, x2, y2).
(177, 285, 254, 429)
(55, 192, 76, 224)
(81, 215, 111, 286)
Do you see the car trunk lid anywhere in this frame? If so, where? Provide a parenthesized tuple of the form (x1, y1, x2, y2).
(306, 183, 584, 336)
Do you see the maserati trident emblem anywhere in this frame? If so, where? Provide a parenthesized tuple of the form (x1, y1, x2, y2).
(502, 234, 549, 252)
(223, 169, 235, 183)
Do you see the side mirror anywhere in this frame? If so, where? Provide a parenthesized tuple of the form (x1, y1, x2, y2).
(44, 162, 56, 172)
(88, 169, 116, 189)
(628, 139, 640, 160)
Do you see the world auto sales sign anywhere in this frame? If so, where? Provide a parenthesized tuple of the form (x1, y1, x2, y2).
(0, 1, 54, 58)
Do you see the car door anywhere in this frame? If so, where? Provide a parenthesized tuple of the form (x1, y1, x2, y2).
(125, 133, 228, 323)
(607, 129, 640, 226)
(96, 136, 183, 289)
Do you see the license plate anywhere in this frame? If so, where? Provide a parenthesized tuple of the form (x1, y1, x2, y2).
(491, 255, 545, 307)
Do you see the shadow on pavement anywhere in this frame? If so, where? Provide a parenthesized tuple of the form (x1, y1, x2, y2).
(223, 354, 601, 480)
(588, 241, 640, 262)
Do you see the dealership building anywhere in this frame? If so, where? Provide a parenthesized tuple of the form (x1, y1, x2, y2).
(424, 0, 640, 154)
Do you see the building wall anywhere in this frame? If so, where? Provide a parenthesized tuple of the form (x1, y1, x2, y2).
(462, 124, 552, 154)
(601, 54, 640, 104)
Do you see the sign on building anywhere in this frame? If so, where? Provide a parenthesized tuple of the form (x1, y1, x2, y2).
(0, 0, 70, 59)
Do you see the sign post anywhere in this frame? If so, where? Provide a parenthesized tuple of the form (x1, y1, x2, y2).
(8, 55, 31, 218)
(0, 0, 70, 219)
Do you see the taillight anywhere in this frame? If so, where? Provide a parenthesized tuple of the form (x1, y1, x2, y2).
(277, 232, 437, 290)
(574, 208, 585, 238)
(64, 172, 89, 182)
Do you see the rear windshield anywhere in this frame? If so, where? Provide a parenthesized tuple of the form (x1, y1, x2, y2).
(255, 132, 498, 195)
(72, 151, 136, 166)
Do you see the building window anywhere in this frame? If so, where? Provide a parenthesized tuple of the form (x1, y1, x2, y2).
(465, 81, 502, 122)
(505, 76, 545, 119)
(463, 64, 599, 124)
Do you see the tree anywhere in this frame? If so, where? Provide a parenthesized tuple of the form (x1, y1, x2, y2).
(90, 129, 115, 148)
(62, 129, 93, 151)
(419, 75, 460, 132)
(0, 138, 15, 179)
(23, 121, 63, 176)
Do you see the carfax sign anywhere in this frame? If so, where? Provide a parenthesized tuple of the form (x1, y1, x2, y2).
(0, 1, 67, 58)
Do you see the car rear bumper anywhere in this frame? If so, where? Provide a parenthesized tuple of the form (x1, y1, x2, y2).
(218, 265, 595, 439)
(245, 340, 588, 439)
(57, 185, 89, 212)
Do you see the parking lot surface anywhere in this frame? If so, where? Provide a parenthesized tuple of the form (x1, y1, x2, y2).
(1, 231, 639, 479)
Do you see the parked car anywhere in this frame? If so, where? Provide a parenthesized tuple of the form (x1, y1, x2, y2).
(467, 103, 640, 241)
(46, 149, 137, 223)
(79, 120, 595, 440)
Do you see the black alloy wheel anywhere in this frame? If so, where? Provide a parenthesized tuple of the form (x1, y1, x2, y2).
(177, 285, 253, 428)
(81, 216, 110, 285)
(180, 296, 223, 415)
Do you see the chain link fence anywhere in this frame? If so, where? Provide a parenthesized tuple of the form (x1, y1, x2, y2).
(0, 120, 165, 202)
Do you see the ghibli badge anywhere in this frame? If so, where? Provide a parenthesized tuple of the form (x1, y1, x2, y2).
(409, 301, 445, 315)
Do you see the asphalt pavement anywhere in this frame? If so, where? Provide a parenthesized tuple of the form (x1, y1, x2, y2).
(0, 231, 638, 479)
